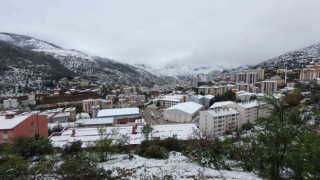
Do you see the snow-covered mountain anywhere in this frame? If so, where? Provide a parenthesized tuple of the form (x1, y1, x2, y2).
(257, 42, 320, 69)
(134, 62, 225, 77)
(0, 32, 165, 89)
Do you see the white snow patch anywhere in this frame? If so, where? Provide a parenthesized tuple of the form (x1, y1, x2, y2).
(102, 152, 261, 180)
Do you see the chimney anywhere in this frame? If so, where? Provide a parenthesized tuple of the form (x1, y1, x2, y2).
(132, 126, 137, 134)
(71, 129, 76, 137)
(5, 114, 14, 119)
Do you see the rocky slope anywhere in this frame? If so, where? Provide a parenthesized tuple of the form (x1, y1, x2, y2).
(0, 32, 165, 93)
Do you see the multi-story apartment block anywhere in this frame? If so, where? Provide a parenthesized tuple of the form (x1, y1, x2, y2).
(228, 100, 270, 127)
(300, 65, 320, 81)
(261, 80, 277, 94)
(158, 95, 186, 108)
(236, 83, 250, 92)
(198, 84, 235, 96)
(199, 107, 240, 136)
(82, 99, 99, 115)
(231, 68, 265, 83)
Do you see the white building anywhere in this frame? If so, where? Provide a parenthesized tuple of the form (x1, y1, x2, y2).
(164, 102, 203, 123)
(261, 81, 277, 94)
(236, 91, 256, 102)
(158, 95, 185, 108)
(228, 100, 270, 127)
(3, 99, 18, 109)
(199, 107, 240, 136)
(209, 101, 235, 109)
(97, 107, 141, 124)
(75, 117, 115, 127)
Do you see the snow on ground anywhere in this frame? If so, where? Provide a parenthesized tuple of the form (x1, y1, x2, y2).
(102, 152, 261, 180)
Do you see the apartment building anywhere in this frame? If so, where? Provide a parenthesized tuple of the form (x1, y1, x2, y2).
(82, 99, 99, 115)
(199, 107, 240, 136)
(158, 95, 186, 108)
(228, 100, 270, 127)
(198, 85, 235, 96)
(261, 81, 277, 94)
(300, 64, 320, 81)
(231, 68, 265, 83)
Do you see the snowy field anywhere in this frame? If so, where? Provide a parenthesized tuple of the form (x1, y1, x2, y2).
(102, 152, 261, 180)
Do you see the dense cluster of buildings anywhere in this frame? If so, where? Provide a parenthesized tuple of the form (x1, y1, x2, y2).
(0, 64, 318, 148)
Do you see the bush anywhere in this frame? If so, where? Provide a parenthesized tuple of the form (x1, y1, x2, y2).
(12, 136, 53, 159)
(144, 144, 168, 159)
(0, 154, 29, 179)
(62, 140, 82, 156)
(158, 136, 185, 152)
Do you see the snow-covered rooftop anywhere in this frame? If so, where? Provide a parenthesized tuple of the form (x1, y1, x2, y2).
(192, 95, 204, 100)
(166, 102, 203, 114)
(210, 101, 235, 109)
(53, 112, 70, 118)
(97, 107, 140, 118)
(159, 95, 184, 102)
(204, 94, 214, 99)
(237, 100, 266, 108)
(0, 115, 30, 129)
(75, 118, 114, 125)
(49, 123, 198, 148)
(207, 108, 239, 117)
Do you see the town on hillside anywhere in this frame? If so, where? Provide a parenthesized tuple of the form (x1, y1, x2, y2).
(1, 64, 319, 144)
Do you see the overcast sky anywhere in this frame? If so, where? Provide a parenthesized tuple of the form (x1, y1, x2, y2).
(1, 0, 320, 67)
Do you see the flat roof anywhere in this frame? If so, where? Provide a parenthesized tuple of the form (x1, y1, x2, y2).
(166, 102, 203, 114)
(0, 115, 30, 129)
(49, 123, 198, 148)
(207, 108, 239, 117)
(97, 107, 140, 118)
(209, 101, 235, 109)
(75, 118, 114, 125)
(237, 100, 266, 108)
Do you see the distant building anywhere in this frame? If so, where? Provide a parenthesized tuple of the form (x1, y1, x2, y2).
(97, 107, 141, 124)
(261, 81, 277, 94)
(300, 65, 320, 81)
(236, 91, 255, 102)
(0, 114, 48, 143)
(75, 118, 115, 128)
(158, 95, 186, 108)
(198, 74, 213, 83)
(199, 107, 240, 136)
(198, 85, 235, 96)
(189, 95, 205, 105)
(82, 99, 99, 115)
(52, 112, 70, 123)
(3, 99, 18, 109)
(163, 102, 203, 123)
(231, 68, 265, 83)
(203, 95, 214, 106)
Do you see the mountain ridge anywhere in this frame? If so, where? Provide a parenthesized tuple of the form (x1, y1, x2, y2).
(0, 32, 166, 94)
